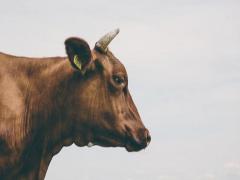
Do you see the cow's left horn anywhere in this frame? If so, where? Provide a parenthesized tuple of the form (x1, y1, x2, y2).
(95, 28, 120, 53)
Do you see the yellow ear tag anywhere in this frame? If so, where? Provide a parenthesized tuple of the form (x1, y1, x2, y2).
(73, 55, 82, 70)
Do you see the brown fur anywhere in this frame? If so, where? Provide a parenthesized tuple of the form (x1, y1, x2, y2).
(0, 37, 150, 179)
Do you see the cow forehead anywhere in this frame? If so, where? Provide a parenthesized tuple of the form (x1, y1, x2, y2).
(93, 50, 127, 75)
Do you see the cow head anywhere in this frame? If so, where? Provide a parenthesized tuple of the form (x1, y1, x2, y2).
(64, 29, 151, 152)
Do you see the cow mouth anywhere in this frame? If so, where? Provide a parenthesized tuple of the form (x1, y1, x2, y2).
(124, 138, 149, 152)
(86, 129, 150, 152)
(124, 129, 151, 152)
(91, 135, 148, 152)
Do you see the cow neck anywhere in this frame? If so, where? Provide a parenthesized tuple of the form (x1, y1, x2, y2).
(23, 57, 93, 179)
(38, 58, 76, 150)
(27, 58, 75, 176)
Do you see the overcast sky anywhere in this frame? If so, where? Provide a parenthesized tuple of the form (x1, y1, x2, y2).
(1, 0, 240, 180)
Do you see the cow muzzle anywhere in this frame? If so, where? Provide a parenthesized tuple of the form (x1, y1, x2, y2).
(125, 127, 151, 152)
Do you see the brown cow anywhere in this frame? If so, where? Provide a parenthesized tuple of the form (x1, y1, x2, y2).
(0, 29, 151, 179)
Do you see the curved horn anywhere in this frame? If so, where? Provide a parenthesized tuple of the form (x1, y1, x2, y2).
(95, 28, 120, 53)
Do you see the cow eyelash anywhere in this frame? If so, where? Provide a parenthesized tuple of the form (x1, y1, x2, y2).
(112, 75, 125, 85)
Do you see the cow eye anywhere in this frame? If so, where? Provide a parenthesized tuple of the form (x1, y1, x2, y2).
(112, 75, 125, 85)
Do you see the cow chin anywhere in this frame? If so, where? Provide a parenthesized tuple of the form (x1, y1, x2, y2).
(125, 142, 147, 152)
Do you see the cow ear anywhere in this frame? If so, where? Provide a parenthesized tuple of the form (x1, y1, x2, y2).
(65, 37, 92, 74)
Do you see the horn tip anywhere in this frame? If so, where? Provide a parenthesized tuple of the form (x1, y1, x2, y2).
(95, 28, 120, 52)
(115, 28, 120, 34)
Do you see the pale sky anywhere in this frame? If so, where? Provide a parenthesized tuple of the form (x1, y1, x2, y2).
(1, 0, 240, 180)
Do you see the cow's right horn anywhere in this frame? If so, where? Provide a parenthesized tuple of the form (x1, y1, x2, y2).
(95, 29, 120, 53)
